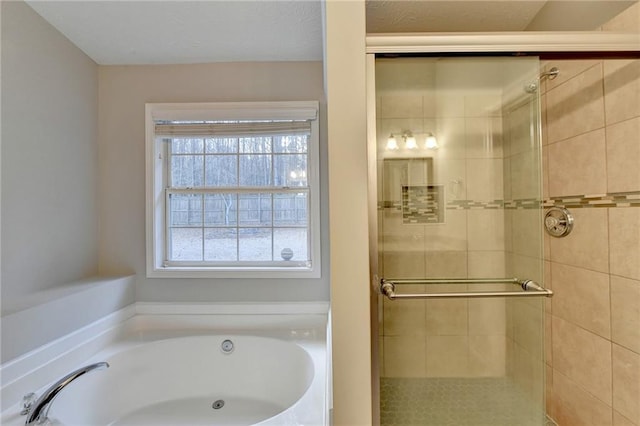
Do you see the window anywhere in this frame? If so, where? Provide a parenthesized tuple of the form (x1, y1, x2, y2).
(146, 102, 320, 278)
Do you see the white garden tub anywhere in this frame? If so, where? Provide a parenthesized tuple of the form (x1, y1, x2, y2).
(1, 303, 329, 426)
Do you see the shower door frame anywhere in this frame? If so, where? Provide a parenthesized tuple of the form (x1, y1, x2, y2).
(365, 31, 640, 426)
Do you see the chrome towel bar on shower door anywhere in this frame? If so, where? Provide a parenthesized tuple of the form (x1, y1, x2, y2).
(379, 277, 553, 300)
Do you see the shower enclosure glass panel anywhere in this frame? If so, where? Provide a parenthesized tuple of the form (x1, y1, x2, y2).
(374, 57, 546, 426)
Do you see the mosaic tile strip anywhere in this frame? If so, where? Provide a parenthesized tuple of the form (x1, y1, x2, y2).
(401, 185, 445, 224)
(379, 191, 640, 213)
(544, 191, 640, 208)
(447, 199, 543, 210)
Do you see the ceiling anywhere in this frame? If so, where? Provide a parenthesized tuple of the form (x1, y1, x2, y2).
(25, 0, 638, 65)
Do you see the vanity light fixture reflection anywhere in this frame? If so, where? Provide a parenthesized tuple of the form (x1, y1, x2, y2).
(404, 133, 418, 149)
(425, 133, 439, 150)
(386, 134, 399, 150)
(386, 131, 438, 151)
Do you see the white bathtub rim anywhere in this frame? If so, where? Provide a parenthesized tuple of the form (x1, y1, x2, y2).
(1, 302, 329, 417)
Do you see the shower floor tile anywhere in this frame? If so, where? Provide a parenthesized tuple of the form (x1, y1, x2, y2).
(380, 377, 544, 426)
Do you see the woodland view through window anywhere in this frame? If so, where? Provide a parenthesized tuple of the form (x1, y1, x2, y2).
(146, 102, 320, 278)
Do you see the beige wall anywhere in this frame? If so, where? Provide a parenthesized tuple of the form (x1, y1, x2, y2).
(98, 62, 328, 303)
(543, 4, 640, 426)
(1, 1, 99, 308)
(324, 1, 373, 424)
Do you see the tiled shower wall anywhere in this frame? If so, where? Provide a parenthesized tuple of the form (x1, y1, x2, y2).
(543, 4, 640, 426)
(376, 59, 542, 383)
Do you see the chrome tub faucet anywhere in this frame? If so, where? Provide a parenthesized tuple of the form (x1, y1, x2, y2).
(22, 362, 109, 425)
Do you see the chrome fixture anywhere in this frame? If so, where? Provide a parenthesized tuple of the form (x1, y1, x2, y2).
(540, 67, 560, 81)
(525, 66, 561, 93)
(380, 277, 553, 300)
(23, 362, 109, 425)
(221, 339, 234, 354)
(545, 207, 574, 238)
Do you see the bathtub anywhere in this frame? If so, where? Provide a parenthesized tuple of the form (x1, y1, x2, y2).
(1, 303, 329, 426)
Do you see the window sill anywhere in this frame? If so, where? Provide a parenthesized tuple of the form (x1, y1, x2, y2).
(147, 265, 320, 279)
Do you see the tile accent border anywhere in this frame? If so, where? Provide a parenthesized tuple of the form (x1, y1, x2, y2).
(379, 191, 640, 215)
(544, 191, 640, 209)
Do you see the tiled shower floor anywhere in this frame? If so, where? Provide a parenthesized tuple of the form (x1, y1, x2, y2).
(380, 377, 545, 426)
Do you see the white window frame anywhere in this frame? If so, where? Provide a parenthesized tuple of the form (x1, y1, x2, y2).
(145, 101, 321, 278)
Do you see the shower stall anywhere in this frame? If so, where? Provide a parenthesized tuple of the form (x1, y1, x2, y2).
(368, 55, 550, 426)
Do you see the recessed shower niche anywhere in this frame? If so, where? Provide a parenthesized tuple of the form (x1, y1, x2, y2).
(382, 158, 445, 225)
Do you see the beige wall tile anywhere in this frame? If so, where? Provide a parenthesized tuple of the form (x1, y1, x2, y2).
(550, 370, 613, 426)
(541, 93, 549, 146)
(614, 411, 637, 426)
(426, 335, 469, 377)
(425, 251, 467, 278)
(513, 299, 544, 355)
(434, 118, 467, 160)
(503, 158, 513, 201)
(548, 128, 607, 197)
(425, 298, 468, 336)
(382, 251, 425, 279)
(613, 344, 640, 425)
(464, 91, 502, 118)
(469, 334, 506, 377)
(424, 209, 468, 251)
(606, 117, 640, 193)
(381, 209, 425, 252)
(465, 117, 503, 159)
(421, 92, 438, 118)
(549, 208, 609, 273)
(542, 145, 550, 200)
(551, 262, 611, 339)
(467, 209, 505, 251)
(510, 149, 542, 200)
(507, 252, 544, 285)
(511, 341, 545, 399)
(383, 335, 426, 378)
(546, 364, 555, 421)
(546, 63, 605, 144)
(434, 158, 467, 200)
(468, 297, 506, 335)
(383, 296, 426, 337)
(466, 159, 504, 201)
(545, 312, 553, 367)
(511, 209, 543, 258)
(544, 260, 552, 313)
(609, 208, 640, 280)
(436, 90, 465, 118)
(545, 60, 602, 92)
(604, 60, 640, 126)
(505, 98, 534, 156)
(467, 251, 506, 278)
(553, 316, 613, 404)
(379, 95, 423, 119)
(611, 276, 640, 354)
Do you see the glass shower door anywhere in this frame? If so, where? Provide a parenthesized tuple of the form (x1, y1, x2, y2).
(373, 57, 547, 426)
